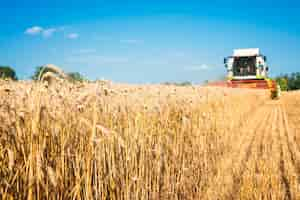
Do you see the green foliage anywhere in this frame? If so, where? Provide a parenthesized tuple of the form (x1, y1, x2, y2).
(32, 66, 85, 82)
(176, 81, 192, 86)
(287, 72, 300, 90)
(0, 66, 17, 80)
(68, 72, 85, 82)
(275, 77, 288, 91)
(31, 66, 57, 80)
(162, 81, 192, 86)
(276, 72, 300, 91)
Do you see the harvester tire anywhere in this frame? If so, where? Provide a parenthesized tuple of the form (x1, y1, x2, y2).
(271, 85, 281, 100)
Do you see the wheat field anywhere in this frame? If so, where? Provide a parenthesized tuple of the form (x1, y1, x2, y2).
(0, 80, 299, 199)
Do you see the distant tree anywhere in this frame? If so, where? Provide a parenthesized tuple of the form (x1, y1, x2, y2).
(177, 81, 192, 86)
(288, 72, 300, 90)
(162, 81, 192, 86)
(31, 66, 59, 80)
(275, 72, 300, 91)
(68, 72, 85, 82)
(162, 82, 172, 85)
(0, 66, 17, 80)
(276, 77, 288, 91)
(32, 66, 87, 83)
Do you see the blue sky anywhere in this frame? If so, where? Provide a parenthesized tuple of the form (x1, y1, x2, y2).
(0, 0, 299, 83)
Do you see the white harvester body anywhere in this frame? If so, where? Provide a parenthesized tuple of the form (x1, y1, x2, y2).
(224, 48, 269, 80)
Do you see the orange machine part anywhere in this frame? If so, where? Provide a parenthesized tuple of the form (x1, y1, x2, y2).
(207, 79, 276, 90)
(227, 79, 276, 90)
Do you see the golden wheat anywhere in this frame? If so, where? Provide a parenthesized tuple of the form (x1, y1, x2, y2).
(0, 80, 299, 199)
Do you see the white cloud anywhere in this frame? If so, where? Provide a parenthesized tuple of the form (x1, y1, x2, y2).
(25, 26, 43, 35)
(68, 33, 79, 39)
(42, 28, 57, 37)
(120, 39, 143, 44)
(184, 64, 212, 71)
(24, 25, 74, 39)
(25, 26, 58, 37)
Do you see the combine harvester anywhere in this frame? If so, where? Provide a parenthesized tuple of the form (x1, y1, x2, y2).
(210, 48, 280, 99)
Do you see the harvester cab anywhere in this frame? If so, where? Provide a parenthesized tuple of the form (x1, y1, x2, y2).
(224, 48, 280, 99)
(224, 48, 268, 80)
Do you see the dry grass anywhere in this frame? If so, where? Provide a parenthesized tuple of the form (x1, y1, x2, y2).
(282, 91, 300, 152)
(0, 80, 299, 199)
(38, 64, 68, 82)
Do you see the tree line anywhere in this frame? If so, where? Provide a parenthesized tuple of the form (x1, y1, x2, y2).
(275, 73, 300, 91)
(0, 65, 85, 82)
(1, 65, 300, 91)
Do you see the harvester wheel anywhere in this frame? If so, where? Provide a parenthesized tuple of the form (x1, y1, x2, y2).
(271, 84, 281, 100)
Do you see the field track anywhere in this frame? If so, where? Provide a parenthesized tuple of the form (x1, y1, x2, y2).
(204, 99, 300, 200)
